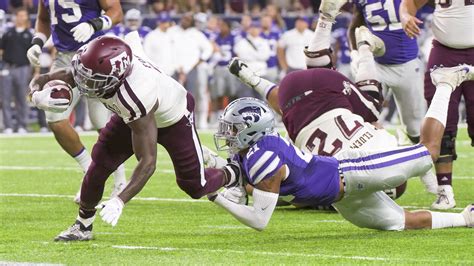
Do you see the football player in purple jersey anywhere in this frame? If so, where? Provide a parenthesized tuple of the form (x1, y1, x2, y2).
(26, 0, 126, 203)
(107, 8, 151, 41)
(209, 63, 474, 231)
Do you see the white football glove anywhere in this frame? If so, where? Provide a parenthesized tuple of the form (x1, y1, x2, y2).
(27, 44, 42, 67)
(96, 197, 124, 227)
(221, 186, 248, 205)
(202, 145, 227, 168)
(31, 89, 70, 113)
(71, 22, 95, 43)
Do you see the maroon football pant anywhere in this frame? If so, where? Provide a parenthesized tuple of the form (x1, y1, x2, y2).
(79, 93, 225, 213)
(425, 40, 474, 140)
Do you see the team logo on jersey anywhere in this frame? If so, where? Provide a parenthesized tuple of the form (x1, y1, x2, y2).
(109, 51, 131, 77)
(238, 106, 262, 123)
(342, 81, 353, 96)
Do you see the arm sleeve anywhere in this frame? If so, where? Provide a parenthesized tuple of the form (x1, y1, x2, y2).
(213, 188, 279, 231)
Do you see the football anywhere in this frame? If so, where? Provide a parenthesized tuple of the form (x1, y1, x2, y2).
(384, 181, 408, 200)
(45, 80, 73, 103)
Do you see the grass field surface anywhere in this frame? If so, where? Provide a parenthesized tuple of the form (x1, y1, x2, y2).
(0, 130, 473, 265)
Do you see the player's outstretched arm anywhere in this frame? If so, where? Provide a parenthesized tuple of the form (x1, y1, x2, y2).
(99, 0, 124, 26)
(400, 0, 428, 38)
(117, 105, 158, 204)
(211, 166, 285, 231)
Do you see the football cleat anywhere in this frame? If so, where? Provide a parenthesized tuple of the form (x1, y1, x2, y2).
(319, 0, 348, 21)
(355, 26, 386, 57)
(419, 170, 438, 195)
(461, 204, 474, 228)
(431, 185, 456, 210)
(228, 57, 260, 88)
(460, 64, 474, 81)
(202, 145, 227, 169)
(430, 65, 469, 90)
(54, 221, 93, 241)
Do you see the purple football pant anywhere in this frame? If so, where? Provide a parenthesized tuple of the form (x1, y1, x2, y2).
(80, 93, 224, 211)
(425, 39, 474, 140)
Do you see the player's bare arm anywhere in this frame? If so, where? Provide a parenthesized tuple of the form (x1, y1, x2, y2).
(35, 1, 51, 38)
(213, 165, 286, 231)
(347, 6, 365, 51)
(118, 103, 159, 204)
(400, 0, 429, 38)
(29, 68, 75, 94)
(98, 0, 123, 25)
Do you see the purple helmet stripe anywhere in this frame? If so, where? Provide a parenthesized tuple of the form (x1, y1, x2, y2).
(124, 80, 147, 118)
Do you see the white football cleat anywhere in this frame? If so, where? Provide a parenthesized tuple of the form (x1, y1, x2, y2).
(54, 221, 93, 241)
(202, 145, 227, 168)
(319, 0, 348, 21)
(460, 64, 474, 81)
(228, 57, 261, 88)
(431, 185, 456, 210)
(430, 65, 469, 90)
(461, 204, 474, 228)
(355, 26, 386, 57)
(419, 170, 438, 195)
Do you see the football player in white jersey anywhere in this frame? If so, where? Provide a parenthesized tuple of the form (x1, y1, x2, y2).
(400, 0, 474, 209)
(29, 33, 241, 241)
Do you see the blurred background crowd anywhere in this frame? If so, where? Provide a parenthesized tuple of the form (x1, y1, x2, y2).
(0, 0, 460, 133)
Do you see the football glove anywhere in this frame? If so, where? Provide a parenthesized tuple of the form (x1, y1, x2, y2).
(96, 197, 124, 227)
(71, 22, 95, 43)
(26, 44, 42, 67)
(31, 89, 70, 113)
(221, 186, 248, 205)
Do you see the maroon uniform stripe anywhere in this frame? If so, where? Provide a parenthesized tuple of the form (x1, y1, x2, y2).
(117, 89, 136, 121)
(124, 80, 147, 118)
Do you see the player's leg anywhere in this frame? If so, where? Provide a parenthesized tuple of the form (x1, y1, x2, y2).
(465, 79, 474, 147)
(87, 97, 127, 198)
(55, 115, 135, 241)
(158, 93, 235, 199)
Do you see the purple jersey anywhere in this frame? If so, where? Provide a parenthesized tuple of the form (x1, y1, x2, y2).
(332, 28, 351, 64)
(239, 134, 341, 206)
(278, 68, 382, 141)
(214, 33, 236, 66)
(261, 30, 281, 68)
(355, 0, 418, 64)
(203, 28, 219, 42)
(108, 25, 151, 40)
(42, 0, 103, 52)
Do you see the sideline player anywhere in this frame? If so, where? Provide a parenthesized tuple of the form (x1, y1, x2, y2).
(400, 0, 474, 209)
(26, 0, 126, 202)
(210, 63, 473, 231)
(348, 1, 426, 155)
(29, 35, 241, 241)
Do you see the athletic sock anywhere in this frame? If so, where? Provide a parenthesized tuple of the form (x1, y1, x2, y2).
(430, 211, 466, 229)
(308, 18, 333, 52)
(436, 173, 452, 186)
(355, 45, 377, 82)
(77, 214, 95, 228)
(254, 77, 276, 100)
(74, 147, 92, 173)
(425, 84, 453, 127)
(113, 163, 127, 186)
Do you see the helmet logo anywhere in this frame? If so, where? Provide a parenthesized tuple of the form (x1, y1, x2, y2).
(109, 51, 131, 77)
(238, 106, 262, 123)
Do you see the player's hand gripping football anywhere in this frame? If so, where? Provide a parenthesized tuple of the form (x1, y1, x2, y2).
(96, 197, 124, 227)
(31, 86, 70, 113)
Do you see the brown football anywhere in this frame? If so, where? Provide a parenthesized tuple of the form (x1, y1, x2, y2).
(46, 80, 72, 102)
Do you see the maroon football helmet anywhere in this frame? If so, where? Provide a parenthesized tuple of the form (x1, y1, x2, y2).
(72, 36, 133, 98)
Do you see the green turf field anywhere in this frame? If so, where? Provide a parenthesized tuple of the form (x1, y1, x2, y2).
(0, 130, 473, 265)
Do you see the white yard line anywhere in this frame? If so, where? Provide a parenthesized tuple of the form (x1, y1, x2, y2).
(0, 193, 207, 203)
(110, 244, 457, 263)
(0, 165, 175, 174)
(0, 261, 63, 266)
(401, 205, 463, 211)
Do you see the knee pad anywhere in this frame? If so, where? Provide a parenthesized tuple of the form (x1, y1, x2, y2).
(304, 47, 335, 69)
(437, 132, 457, 163)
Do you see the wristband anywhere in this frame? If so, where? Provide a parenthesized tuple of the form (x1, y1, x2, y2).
(31, 32, 47, 48)
(87, 15, 112, 32)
